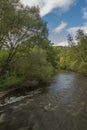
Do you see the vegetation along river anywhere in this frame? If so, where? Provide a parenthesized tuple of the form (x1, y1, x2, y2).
(0, 72, 87, 130)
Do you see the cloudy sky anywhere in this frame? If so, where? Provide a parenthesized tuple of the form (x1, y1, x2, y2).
(21, 0, 87, 46)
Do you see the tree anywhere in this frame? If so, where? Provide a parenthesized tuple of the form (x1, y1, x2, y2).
(67, 34, 75, 47)
(12, 47, 53, 85)
(0, 0, 48, 76)
(76, 29, 85, 44)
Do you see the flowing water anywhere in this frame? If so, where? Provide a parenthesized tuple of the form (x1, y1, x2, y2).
(0, 72, 87, 130)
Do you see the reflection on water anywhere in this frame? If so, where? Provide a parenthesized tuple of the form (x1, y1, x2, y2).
(49, 73, 75, 91)
(0, 72, 87, 130)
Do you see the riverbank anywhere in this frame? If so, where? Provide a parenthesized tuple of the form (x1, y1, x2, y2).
(0, 79, 52, 106)
(0, 70, 87, 100)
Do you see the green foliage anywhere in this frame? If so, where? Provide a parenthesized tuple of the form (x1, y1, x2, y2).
(13, 47, 53, 84)
(0, 46, 53, 89)
(59, 57, 66, 69)
(0, 74, 23, 90)
(0, 0, 48, 76)
(79, 62, 87, 74)
(70, 60, 79, 71)
(53, 30, 87, 75)
(0, 1, 54, 90)
(0, 51, 8, 67)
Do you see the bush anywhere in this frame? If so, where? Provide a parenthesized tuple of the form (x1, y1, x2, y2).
(70, 60, 79, 71)
(59, 57, 66, 69)
(0, 74, 23, 90)
(79, 61, 87, 74)
(12, 47, 53, 84)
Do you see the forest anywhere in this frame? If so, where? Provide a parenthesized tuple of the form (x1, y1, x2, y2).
(53, 30, 87, 75)
(0, 0, 87, 90)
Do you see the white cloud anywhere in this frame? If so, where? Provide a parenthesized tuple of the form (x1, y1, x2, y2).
(40, 0, 75, 16)
(20, 0, 75, 16)
(67, 26, 87, 36)
(82, 8, 87, 26)
(55, 40, 68, 46)
(20, 0, 39, 7)
(54, 21, 67, 33)
(83, 8, 87, 20)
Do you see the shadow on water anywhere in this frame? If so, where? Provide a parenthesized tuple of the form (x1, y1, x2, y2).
(0, 72, 87, 130)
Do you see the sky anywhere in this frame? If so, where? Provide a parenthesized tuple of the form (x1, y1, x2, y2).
(20, 0, 87, 46)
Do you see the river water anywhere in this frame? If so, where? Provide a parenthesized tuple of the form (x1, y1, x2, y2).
(0, 72, 87, 130)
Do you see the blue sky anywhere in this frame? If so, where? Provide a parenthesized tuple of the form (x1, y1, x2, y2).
(21, 0, 87, 46)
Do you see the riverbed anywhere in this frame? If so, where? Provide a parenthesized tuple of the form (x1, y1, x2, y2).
(0, 72, 87, 130)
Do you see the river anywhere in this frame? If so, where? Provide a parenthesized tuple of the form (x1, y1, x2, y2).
(0, 72, 87, 130)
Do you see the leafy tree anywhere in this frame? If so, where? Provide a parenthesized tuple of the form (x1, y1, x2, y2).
(76, 29, 85, 44)
(10, 47, 53, 85)
(0, 0, 48, 76)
